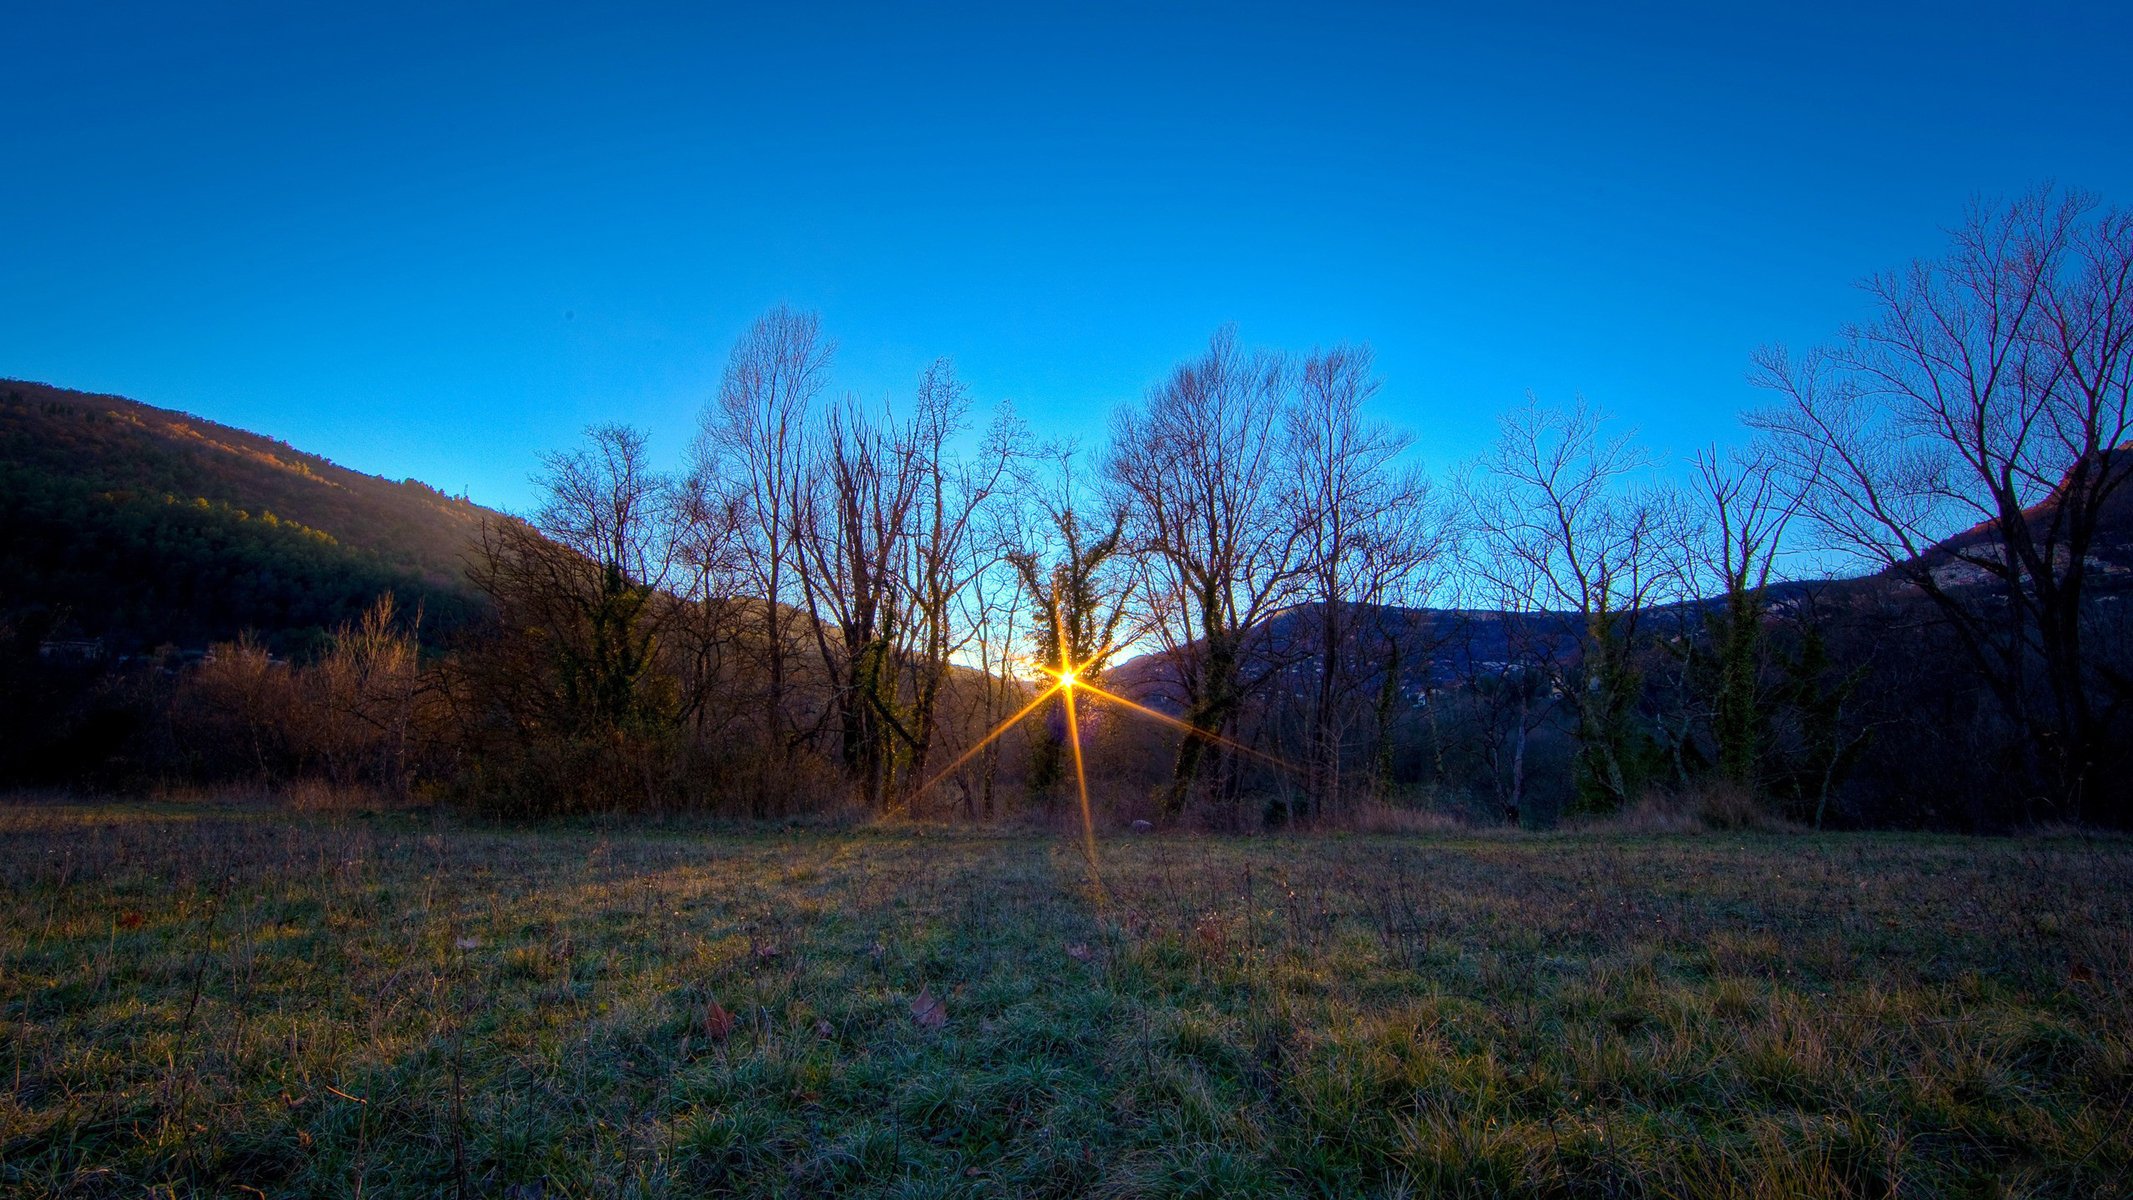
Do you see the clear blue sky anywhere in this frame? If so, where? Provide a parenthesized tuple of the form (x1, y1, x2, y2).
(6, 1, 2129, 512)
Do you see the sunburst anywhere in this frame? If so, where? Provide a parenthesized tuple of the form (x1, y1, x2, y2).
(912, 642, 1298, 899)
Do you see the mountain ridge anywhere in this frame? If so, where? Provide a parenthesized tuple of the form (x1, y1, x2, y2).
(0, 379, 500, 652)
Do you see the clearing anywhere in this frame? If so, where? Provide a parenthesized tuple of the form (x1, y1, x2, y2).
(3, 802, 2129, 1197)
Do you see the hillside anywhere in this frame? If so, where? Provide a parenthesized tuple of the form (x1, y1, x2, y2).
(1910, 445, 2133, 591)
(1105, 444, 2133, 708)
(0, 380, 499, 653)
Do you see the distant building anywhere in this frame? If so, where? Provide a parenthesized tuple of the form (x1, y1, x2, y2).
(37, 638, 107, 665)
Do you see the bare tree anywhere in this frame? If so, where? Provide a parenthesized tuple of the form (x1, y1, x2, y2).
(959, 552, 1027, 819)
(1287, 344, 1443, 821)
(1752, 187, 2133, 824)
(1007, 445, 1135, 799)
(1108, 328, 1312, 817)
(794, 393, 924, 808)
(1465, 399, 1680, 813)
(695, 306, 833, 770)
(308, 592, 425, 796)
(460, 425, 682, 811)
(1682, 443, 1798, 791)
(896, 364, 1017, 809)
(530, 424, 679, 740)
(669, 464, 754, 760)
(787, 363, 1017, 811)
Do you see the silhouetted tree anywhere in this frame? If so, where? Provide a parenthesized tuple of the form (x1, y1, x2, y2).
(696, 306, 832, 771)
(1465, 400, 1680, 813)
(460, 426, 680, 811)
(1109, 328, 1311, 818)
(1287, 343, 1443, 821)
(1008, 491, 1133, 796)
(1682, 443, 1797, 792)
(1753, 187, 2133, 825)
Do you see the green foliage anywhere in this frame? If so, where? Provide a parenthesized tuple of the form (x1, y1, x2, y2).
(1767, 622, 1872, 828)
(1569, 609, 1662, 815)
(1007, 507, 1129, 795)
(455, 519, 686, 814)
(557, 562, 673, 738)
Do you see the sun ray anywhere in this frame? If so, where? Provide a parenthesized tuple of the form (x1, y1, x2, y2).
(902, 647, 1295, 872)
(1071, 680, 1300, 774)
(909, 682, 1061, 802)
(1060, 677, 1105, 903)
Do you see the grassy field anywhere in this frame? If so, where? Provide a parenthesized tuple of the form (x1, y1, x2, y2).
(3, 802, 2129, 1199)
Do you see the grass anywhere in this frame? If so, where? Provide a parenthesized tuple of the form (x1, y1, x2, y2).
(3, 800, 2130, 1198)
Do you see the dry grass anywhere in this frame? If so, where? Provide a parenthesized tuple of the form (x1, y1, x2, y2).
(1334, 802, 1479, 836)
(3, 796, 2129, 1197)
(1583, 785, 1798, 836)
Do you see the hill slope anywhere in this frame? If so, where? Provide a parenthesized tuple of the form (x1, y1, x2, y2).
(0, 380, 500, 652)
(1107, 446, 2133, 707)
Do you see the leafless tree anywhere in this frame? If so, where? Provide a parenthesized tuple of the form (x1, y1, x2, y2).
(1007, 444, 1136, 800)
(459, 425, 682, 811)
(669, 464, 754, 755)
(1108, 328, 1313, 817)
(896, 364, 1017, 810)
(958, 552, 1028, 818)
(790, 363, 1017, 811)
(536, 424, 675, 588)
(1752, 187, 2133, 824)
(308, 593, 426, 796)
(794, 393, 924, 808)
(1464, 399, 1681, 812)
(1680, 442, 1798, 790)
(695, 305, 833, 768)
(1287, 343, 1444, 820)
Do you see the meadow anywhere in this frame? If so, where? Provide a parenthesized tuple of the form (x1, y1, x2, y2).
(3, 800, 2129, 1199)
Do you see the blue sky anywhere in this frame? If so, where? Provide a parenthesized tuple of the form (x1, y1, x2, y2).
(6, 1, 2129, 512)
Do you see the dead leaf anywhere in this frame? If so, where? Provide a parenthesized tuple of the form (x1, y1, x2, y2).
(910, 989, 947, 1030)
(703, 999, 735, 1041)
(2069, 960, 2097, 986)
(117, 911, 145, 930)
(1066, 942, 1093, 962)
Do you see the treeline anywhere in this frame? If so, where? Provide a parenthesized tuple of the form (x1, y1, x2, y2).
(7, 187, 2131, 829)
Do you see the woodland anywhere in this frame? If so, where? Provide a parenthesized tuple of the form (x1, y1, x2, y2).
(4, 187, 2130, 833)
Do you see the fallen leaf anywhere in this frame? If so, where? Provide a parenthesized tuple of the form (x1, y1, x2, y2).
(704, 999, 735, 1041)
(910, 989, 947, 1030)
(2069, 960, 2097, 986)
(1065, 942, 1093, 962)
(117, 911, 145, 930)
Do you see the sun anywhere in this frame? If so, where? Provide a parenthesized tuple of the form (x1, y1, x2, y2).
(904, 641, 1294, 904)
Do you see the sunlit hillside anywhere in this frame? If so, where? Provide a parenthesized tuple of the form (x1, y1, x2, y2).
(0, 380, 494, 652)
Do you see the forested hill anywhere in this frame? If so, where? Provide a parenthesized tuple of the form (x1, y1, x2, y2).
(0, 380, 498, 654)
